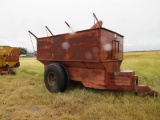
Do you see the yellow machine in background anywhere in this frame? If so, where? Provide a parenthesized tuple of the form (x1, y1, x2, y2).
(0, 46, 20, 74)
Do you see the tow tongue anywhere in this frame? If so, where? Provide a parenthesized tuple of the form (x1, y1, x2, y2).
(109, 69, 158, 96)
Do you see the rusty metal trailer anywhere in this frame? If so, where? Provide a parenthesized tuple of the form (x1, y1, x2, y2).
(0, 46, 20, 75)
(29, 14, 157, 96)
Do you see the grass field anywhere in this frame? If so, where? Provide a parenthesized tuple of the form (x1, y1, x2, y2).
(0, 51, 160, 120)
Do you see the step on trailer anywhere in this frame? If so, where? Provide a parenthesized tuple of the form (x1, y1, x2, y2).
(0, 46, 20, 75)
(29, 13, 157, 96)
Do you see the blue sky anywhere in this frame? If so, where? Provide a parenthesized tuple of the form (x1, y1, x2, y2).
(0, 0, 160, 52)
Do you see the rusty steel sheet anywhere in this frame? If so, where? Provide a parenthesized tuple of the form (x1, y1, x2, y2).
(0, 46, 19, 75)
(5, 48, 19, 65)
(0, 46, 20, 68)
(37, 28, 123, 62)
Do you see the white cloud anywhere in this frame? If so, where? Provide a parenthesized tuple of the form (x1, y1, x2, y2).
(0, 0, 160, 52)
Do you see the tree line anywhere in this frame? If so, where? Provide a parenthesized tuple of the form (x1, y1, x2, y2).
(19, 47, 27, 55)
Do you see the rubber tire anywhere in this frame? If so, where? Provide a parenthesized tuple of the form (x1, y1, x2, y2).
(44, 63, 66, 93)
(59, 64, 69, 92)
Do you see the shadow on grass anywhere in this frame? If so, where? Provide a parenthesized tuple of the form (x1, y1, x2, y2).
(66, 80, 158, 98)
(66, 80, 136, 97)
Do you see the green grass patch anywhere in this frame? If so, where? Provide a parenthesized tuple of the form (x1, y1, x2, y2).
(0, 52, 160, 120)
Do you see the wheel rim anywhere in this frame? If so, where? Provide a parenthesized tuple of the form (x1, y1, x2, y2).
(48, 72, 56, 86)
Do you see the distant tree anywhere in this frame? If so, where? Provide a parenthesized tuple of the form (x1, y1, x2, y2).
(19, 47, 27, 55)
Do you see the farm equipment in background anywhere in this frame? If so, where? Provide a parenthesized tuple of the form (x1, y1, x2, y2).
(0, 46, 20, 75)
(29, 13, 157, 96)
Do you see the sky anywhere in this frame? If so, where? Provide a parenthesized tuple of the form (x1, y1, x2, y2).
(0, 0, 160, 52)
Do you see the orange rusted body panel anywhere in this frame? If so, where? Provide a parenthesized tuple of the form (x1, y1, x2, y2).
(36, 27, 157, 95)
(37, 28, 123, 62)
(0, 46, 20, 75)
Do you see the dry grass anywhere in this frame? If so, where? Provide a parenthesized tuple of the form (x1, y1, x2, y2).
(0, 51, 160, 120)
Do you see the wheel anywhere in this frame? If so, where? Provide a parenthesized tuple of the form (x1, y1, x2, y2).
(59, 64, 69, 92)
(15, 62, 20, 67)
(44, 63, 67, 93)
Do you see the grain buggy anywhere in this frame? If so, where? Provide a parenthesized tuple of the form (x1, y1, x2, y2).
(0, 46, 20, 75)
(29, 14, 157, 96)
